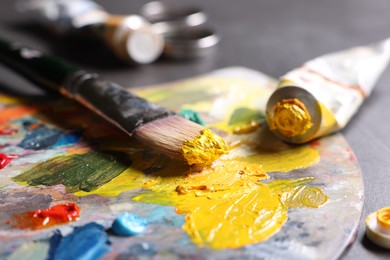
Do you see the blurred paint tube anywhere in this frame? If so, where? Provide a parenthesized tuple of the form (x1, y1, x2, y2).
(266, 39, 390, 143)
(16, 0, 164, 64)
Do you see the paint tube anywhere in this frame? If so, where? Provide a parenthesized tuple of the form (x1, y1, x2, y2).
(16, 0, 164, 64)
(266, 39, 390, 143)
(16, 0, 108, 34)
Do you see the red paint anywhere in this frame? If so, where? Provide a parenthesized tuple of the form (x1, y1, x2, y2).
(11, 203, 80, 229)
(310, 140, 321, 148)
(0, 154, 18, 169)
(0, 128, 19, 135)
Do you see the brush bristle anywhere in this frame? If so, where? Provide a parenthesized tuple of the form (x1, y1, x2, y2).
(133, 115, 228, 166)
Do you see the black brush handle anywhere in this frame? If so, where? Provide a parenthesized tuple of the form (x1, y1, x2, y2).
(0, 37, 174, 135)
(0, 37, 77, 92)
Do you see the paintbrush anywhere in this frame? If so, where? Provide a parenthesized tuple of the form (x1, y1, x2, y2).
(0, 37, 228, 166)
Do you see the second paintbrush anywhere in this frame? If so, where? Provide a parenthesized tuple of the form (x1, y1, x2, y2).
(0, 37, 228, 166)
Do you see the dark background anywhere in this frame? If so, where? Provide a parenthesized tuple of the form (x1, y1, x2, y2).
(1, 0, 390, 259)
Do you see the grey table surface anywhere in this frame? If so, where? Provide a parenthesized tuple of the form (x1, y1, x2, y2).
(1, 0, 390, 259)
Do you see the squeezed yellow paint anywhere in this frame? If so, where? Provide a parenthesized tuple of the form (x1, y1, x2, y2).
(271, 98, 313, 136)
(377, 207, 390, 229)
(181, 128, 229, 166)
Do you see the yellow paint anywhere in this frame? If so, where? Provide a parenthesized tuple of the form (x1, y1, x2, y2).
(269, 178, 329, 208)
(239, 146, 320, 172)
(181, 128, 229, 166)
(74, 75, 325, 249)
(377, 207, 390, 230)
(77, 148, 324, 249)
(315, 102, 339, 138)
(232, 121, 261, 135)
(270, 98, 313, 136)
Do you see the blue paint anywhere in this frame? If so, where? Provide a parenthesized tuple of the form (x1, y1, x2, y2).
(52, 132, 80, 147)
(111, 213, 147, 236)
(47, 230, 62, 260)
(18, 124, 80, 150)
(18, 125, 62, 150)
(52, 222, 110, 260)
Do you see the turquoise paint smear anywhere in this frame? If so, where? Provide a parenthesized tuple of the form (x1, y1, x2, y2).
(111, 212, 147, 236)
(52, 132, 80, 148)
(144, 205, 184, 227)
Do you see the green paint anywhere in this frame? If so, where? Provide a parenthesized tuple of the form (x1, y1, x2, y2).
(13, 152, 131, 192)
(228, 107, 264, 126)
(179, 109, 205, 126)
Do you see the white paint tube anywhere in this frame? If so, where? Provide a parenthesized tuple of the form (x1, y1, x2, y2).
(266, 39, 390, 143)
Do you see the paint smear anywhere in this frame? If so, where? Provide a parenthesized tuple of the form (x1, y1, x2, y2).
(238, 146, 320, 173)
(11, 203, 80, 230)
(0, 105, 38, 124)
(52, 222, 110, 260)
(13, 152, 131, 192)
(0, 153, 18, 170)
(75, 152, 324, 249)
(18, 124, 79, 150)
(0, 128, 19, 135)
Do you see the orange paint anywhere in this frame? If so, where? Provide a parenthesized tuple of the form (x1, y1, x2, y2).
(0, 106, 38, 124)
(11, 203, 80, 229)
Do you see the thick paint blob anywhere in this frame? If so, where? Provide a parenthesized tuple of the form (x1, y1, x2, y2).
(270, 98, 313, 136)
(179, 109, 205, 126)
(52, 222, 111, 260)
(11, 203, 80, 230)
(111, 212, 147, 236)
(0, 153, 18, 170)
(18, 124, 78, 150)
(181, 128, 229, 166)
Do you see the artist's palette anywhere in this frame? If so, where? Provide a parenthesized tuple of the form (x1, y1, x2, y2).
(0, 67, 363, 259)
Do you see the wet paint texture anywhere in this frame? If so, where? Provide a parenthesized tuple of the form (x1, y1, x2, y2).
(52, 222, 110, 260)
(13, 152, 130, 192)
(179, 109, 205, 126)
(11, 203, 80, 229)
(271, 98, 313, 136)
(0, 153, 12, 169)
(18, 124, 80, 150)
(111, 212, 147, 236)
(4, 74, 327, 251)
(181, 128, 228, 166)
